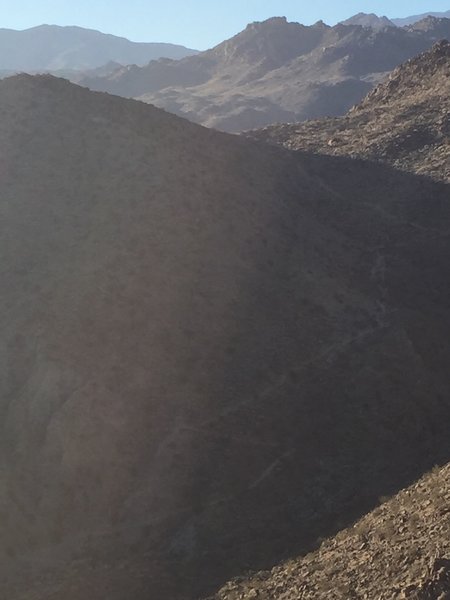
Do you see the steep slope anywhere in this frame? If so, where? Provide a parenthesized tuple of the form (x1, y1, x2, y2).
(393, 9, 450, 27)
(340, 13, 395, 29)
(248, 40, 450, 182)
(0, 24, 197, 71)
(208, 462, 450, 599)
(212, 40, 450, 600)
(81, 16, 450, 132)
(1, 75, 450, 600)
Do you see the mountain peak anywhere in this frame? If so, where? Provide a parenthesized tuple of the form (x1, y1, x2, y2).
(260, 15, 288, 25)
(340, 12, 395, 29)
(213, 17, 329, 72)
(407, 14, 450, 31)
(244, 16, 288, 31)
(312, 19, 330, 28)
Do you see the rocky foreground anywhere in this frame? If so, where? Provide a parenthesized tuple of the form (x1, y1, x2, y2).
(208, 463, 450, 599)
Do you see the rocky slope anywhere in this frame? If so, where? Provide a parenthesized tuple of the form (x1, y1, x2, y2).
(1, 75, 450, 600)
(248, 40, 450, 182)
(208, 463, 450, 599)
(80, 16, 450, 132)
(0, 24, 197, 71)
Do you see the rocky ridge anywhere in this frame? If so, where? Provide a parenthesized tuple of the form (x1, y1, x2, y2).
(340, 13, 395, 30)
(80, 17, 450, 132)
(247, 40, 450, 182)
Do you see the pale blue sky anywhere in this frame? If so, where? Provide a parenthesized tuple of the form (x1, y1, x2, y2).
(0, 1, 449, 49)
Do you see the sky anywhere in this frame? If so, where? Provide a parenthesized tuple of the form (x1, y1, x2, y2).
(0, 0, 449, 49)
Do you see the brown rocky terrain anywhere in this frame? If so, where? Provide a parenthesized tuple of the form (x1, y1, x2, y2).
(0, 73, 450, 600)
(80, 16, 450, 132)
(208, 463, 450, 599)
(247, 40, 450, 182)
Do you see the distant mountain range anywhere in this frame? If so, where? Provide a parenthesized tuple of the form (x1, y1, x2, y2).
(80, 15, 450, 132)
(340, 10, 450, 28)
(392, 9, 450, 26)
(0, 24, 197, 71)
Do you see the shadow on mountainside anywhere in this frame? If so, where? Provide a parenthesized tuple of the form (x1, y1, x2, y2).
(0, 80, 449, 599)
(8, 154, 450, 600)
(180, 154, 450, 599)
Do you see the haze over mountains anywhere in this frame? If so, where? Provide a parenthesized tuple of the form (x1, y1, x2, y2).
(0, 24, 197, 72)
(392, 9, 450, 26)
(1, 35, 450, 599)
(81, 15, 450, 132)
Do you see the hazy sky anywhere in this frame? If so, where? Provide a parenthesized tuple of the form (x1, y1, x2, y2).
(1, 1, 449, 49)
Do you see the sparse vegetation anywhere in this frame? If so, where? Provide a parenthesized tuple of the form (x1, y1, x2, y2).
(0, 26, 449, 600)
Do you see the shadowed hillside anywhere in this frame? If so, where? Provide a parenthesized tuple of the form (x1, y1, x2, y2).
(209, 40, 450, 600)
(1, 75, 450, 599)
